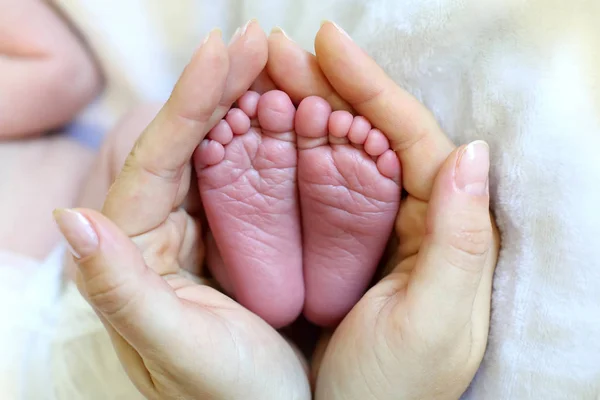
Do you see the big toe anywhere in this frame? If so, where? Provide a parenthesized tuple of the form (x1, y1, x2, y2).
(257, 90, 296, 134)
(295, 96, 332, 141)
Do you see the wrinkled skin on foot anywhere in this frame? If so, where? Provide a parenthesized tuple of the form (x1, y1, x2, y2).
(294, 96, 400, 327)
(267, 22, 500, 400)
(196, 90, 303, 328)
(196, 89, 400, 328)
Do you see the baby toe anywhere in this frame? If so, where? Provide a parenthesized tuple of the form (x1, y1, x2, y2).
(195, 140, 225, 168)
(364, 129, 390, 157)
(329, 110, 353, 138)
(347, 116, 371, 144)
(226, 108, 251, 135)
(208, 120, 234, 145)
(376, 149, 401, 181)
(237, 91, 261, 118)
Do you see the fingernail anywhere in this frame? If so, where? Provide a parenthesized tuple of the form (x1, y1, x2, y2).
(210, 28, 223, 40)
(271, 26, 293, 42)
(455, 140, 490, 196)
(53, 209, 99, 259)
(321, 20, 352, 41)
(241, 18, 257, 36)
(229, 19, 256, 45)
(197, 28, 222, 52)
(229, 27, 241, 45)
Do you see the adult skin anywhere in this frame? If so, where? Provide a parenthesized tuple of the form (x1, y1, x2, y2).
(267, 22, 500, 400)
(54, 23, 311, 400)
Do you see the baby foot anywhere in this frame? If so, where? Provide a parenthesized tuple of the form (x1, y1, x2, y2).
(296, 96, 401, 327)
(195, 90, 303, 328)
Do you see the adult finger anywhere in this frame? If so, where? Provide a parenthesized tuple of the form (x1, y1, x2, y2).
(407, 141, 498, 336)
(249, 68, 278, 94)
(314, 21, 456, 201)
(53, 208, 184, 351)
(54, 208, 228, 397)
(267, 27, 351, 111)
(102, 29, 229, 235)
(104, 21, 268, 236)
(223, 20, 269, 107)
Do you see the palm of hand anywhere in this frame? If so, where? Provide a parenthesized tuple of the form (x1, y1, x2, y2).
(316, 194, 498, 400)
(125, 186, 305, 398)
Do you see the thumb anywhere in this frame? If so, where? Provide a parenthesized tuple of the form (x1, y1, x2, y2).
(410, 140, 495, 334)
(53, 208, 183, 350)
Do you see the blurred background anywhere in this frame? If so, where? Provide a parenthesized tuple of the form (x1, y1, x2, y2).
(56, 0, 367, 134)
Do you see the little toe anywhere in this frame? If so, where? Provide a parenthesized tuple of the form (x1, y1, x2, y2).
(238, 91, 261, 118)
(329, 110, 353, 138)
(195, 140, 225, 168)
(347, 116, 371, 144)
(257, 90, 296, 140)
(208, 120, 234, 145)
(226, 108, 251, 135)
(364, 129, 390, 157)
(296, 96, 332, 149)
(376, 149, 401, 181)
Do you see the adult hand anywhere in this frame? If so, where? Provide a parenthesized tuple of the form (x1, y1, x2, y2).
(53, 23, 310, 400)
(268, 22, 500, 399)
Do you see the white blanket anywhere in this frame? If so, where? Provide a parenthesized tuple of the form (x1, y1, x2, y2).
(51, 1, 600, 399)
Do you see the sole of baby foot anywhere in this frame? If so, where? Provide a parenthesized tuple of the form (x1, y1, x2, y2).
(195, 90, 304, 328)
(296, 96, 401, 327)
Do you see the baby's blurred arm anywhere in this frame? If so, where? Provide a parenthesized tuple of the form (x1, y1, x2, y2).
(0, 0, 103, 138)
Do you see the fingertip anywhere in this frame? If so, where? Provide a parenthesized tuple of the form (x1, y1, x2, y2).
(315, 21, 456, 201)
(170, 29, 229, 124)
(270, 26, 293, 42)
(425, 144, 494, 262)
(318, 20, 352, 42)
(53, 208, 99, 260)
(455, 141, 490, 197)
(236, 19, 268, 58)
(267, 32, 352, 112)
(197, 28, 227, 58)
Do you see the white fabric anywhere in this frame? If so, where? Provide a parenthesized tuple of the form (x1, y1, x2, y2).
(0, 248, 63, 399)
(5, 1, 597, 398)
(0, 247, 141, 400)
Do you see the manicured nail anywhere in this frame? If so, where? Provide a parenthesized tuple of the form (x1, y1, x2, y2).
(271, 26, 293, 42)
(229, 27, 241, 45)
(455, 140, 490, 196)
(321, 20, 352, 40)
(197, 28, 222, 52)
(230, 19, 256, 45)
(53, 209, 99, 259)
(241, 18, 257, 36)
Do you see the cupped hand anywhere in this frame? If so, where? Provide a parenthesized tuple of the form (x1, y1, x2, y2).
(54, 23, 310, 400)
(267, 22, 500, 399)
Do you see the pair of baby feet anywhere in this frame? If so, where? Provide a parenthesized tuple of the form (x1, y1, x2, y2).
(195, 90, 401, 327)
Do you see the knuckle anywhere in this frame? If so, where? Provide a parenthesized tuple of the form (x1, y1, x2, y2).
(124, 144, 183, 182)
(83, 270, 137, 318)
(444, 225, 493, 268)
